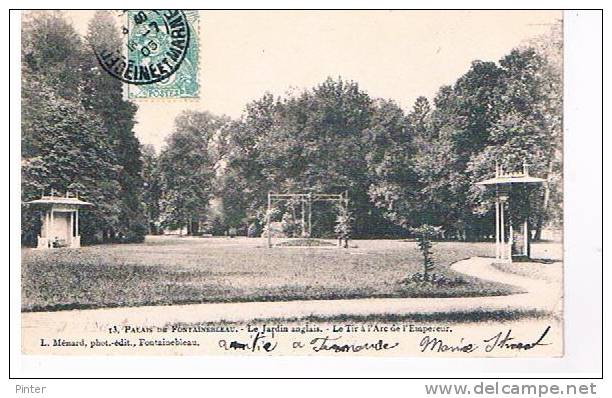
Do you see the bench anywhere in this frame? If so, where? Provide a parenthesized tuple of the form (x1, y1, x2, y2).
(52, 238, 69, 248)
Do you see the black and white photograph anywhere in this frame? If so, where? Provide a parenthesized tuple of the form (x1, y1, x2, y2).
(7, 5, 604, 388)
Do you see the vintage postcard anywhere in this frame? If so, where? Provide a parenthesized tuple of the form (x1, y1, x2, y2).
(19, 10, 565, 357)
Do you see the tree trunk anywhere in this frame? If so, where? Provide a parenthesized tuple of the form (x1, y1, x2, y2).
(191, 218, 199, 236)
(534, 161, 553, 242)
(534, 225, 542, 241)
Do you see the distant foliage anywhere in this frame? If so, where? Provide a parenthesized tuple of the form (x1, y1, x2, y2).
(141, 145, 162, 234)
(152, 28, 562, 241)
(369, 26, 562, 240)
(21, 13, 562, 244)
(218, 79, 405, 238)
(157, 111, 229, 235)
(281, 211, 300, 238)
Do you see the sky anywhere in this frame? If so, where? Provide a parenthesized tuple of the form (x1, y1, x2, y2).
(63, 10, 561, 150)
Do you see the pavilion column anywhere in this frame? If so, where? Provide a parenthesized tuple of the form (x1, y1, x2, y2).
(307, 194, 312, 238)
(44, 211, 49, 239)
(508, 222, 514, 261)
(301, 199, 306, 237)
(523, 219, 529, 256)
(495, 199, 500, 259)
(500, 201, 505, 261)
(344, 194, 350, 248)
(44, 210, 51, 248)
(75, 209, 79, 237)
(267, 192, 271, 248)
(50, 209, 54, 240)
(70, 211, 74, 244)
(38, 211, 48, 249)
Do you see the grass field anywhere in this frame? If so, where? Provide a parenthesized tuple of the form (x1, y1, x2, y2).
(171, 308, 555, 328)
(22, 236, 522, 312)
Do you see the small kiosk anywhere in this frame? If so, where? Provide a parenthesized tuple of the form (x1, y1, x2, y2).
(26, 192, 93, 249)
(476, 163, 545, 262)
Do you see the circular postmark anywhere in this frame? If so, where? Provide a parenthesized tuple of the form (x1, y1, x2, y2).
(93, 10, 191, 85)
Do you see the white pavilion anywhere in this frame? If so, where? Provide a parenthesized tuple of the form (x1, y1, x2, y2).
(476, 163, 545, 262)
(26, 192, 93, 249)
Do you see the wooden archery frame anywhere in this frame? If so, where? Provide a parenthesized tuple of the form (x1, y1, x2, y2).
(266, 191, 349, 248)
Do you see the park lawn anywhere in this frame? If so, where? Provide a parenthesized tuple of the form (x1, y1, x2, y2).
(171, 308, 554, 328)
(21, 237, 521, 312)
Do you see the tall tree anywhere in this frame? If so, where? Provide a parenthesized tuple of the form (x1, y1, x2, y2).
(83, 10, 147, 242)
(219, 78, 405, 237)
(141, 144, 162, 234)
(366, 99, 418, 231)
(250, 79, 379, 236)
(467, 42, 563, 239)
(21, 11, 123, 244)
(158, 111, 227, 234)
(371, 40, 561, 241)
(21, 11, 83, 99)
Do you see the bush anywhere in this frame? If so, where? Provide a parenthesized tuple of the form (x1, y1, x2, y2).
(281, 211, 299, 237)
(117, 221, 148, 243)
(247, 222, 260, 238)
(119, 230, 146, 243)
(405, 272, 467, 287)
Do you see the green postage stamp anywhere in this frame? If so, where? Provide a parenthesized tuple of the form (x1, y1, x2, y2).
(124, 10, 200, 99)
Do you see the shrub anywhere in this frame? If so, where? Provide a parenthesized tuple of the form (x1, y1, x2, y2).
(281, 211, 299, 237)
(409, 224, 443, 279)
(406, 272, 467, 287)
(228, 227, 237, 238)
(247, 222, 260, 238)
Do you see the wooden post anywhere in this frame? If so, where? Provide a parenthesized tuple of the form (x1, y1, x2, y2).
(509, 223, 514, 261)
(75, 209, 79, 237)
(267, 192, 272, 248)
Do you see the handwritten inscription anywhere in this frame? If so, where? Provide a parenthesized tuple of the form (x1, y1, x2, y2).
(310, 336, 399, 353)
(419, 326, 551, 354)
(218, 332, 278, 352)
(33, 322, 556, 356)
(483, 326, 551, 352)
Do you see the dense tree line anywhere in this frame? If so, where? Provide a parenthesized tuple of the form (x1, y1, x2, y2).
(21, 11, 147, 244)
(21, 11, 561, 243)
(146, 26, 562, 240)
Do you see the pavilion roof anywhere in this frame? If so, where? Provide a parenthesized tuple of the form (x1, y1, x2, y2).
(476, 173, 546, 186)
(25, 195, 93, 207)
